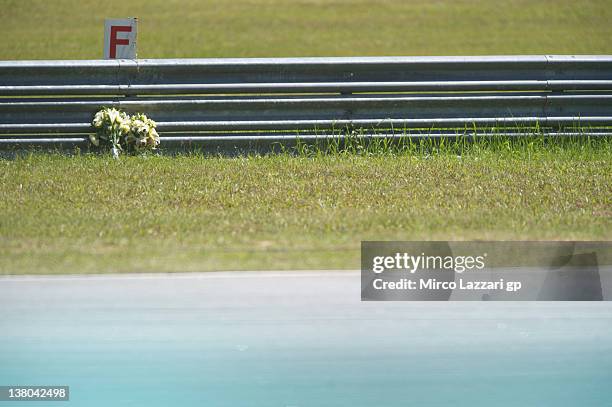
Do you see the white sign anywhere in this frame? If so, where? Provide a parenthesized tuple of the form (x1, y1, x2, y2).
(103, 18, 137, 59)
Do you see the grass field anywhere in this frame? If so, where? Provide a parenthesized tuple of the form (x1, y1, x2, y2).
(1, 0, 612, 59)
(1, 139, 610, 274)
(1, 1, 611, 274)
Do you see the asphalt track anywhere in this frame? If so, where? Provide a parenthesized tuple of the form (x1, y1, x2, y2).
(1, 271, 612, 406)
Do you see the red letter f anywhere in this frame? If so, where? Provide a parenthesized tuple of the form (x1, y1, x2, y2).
(109, 26, 132, 59)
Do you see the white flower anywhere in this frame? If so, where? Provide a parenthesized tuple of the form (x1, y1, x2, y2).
(89, 134, 99, 146)
(109, 108, 120, 123)
(120, 122, 131, 135)
(92, 111, 104, 128)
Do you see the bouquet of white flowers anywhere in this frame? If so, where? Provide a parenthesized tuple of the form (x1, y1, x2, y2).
(127, 113, 160, 153)
(90, 108, 160, 157)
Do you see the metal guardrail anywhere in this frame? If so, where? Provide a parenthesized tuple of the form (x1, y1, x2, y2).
(1, 55, 611, 147)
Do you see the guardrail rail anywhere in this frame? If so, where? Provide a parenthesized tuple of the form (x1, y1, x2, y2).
(1, 55, 611, 148)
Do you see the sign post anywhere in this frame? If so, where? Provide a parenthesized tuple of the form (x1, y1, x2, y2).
(103, 18, 137, 59)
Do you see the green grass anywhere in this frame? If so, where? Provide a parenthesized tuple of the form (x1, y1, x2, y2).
(1, 0, 611, 60)
(1, 138, 610, 274)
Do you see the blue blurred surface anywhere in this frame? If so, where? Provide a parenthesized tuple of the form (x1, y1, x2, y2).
(1, 272, 611, 406)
